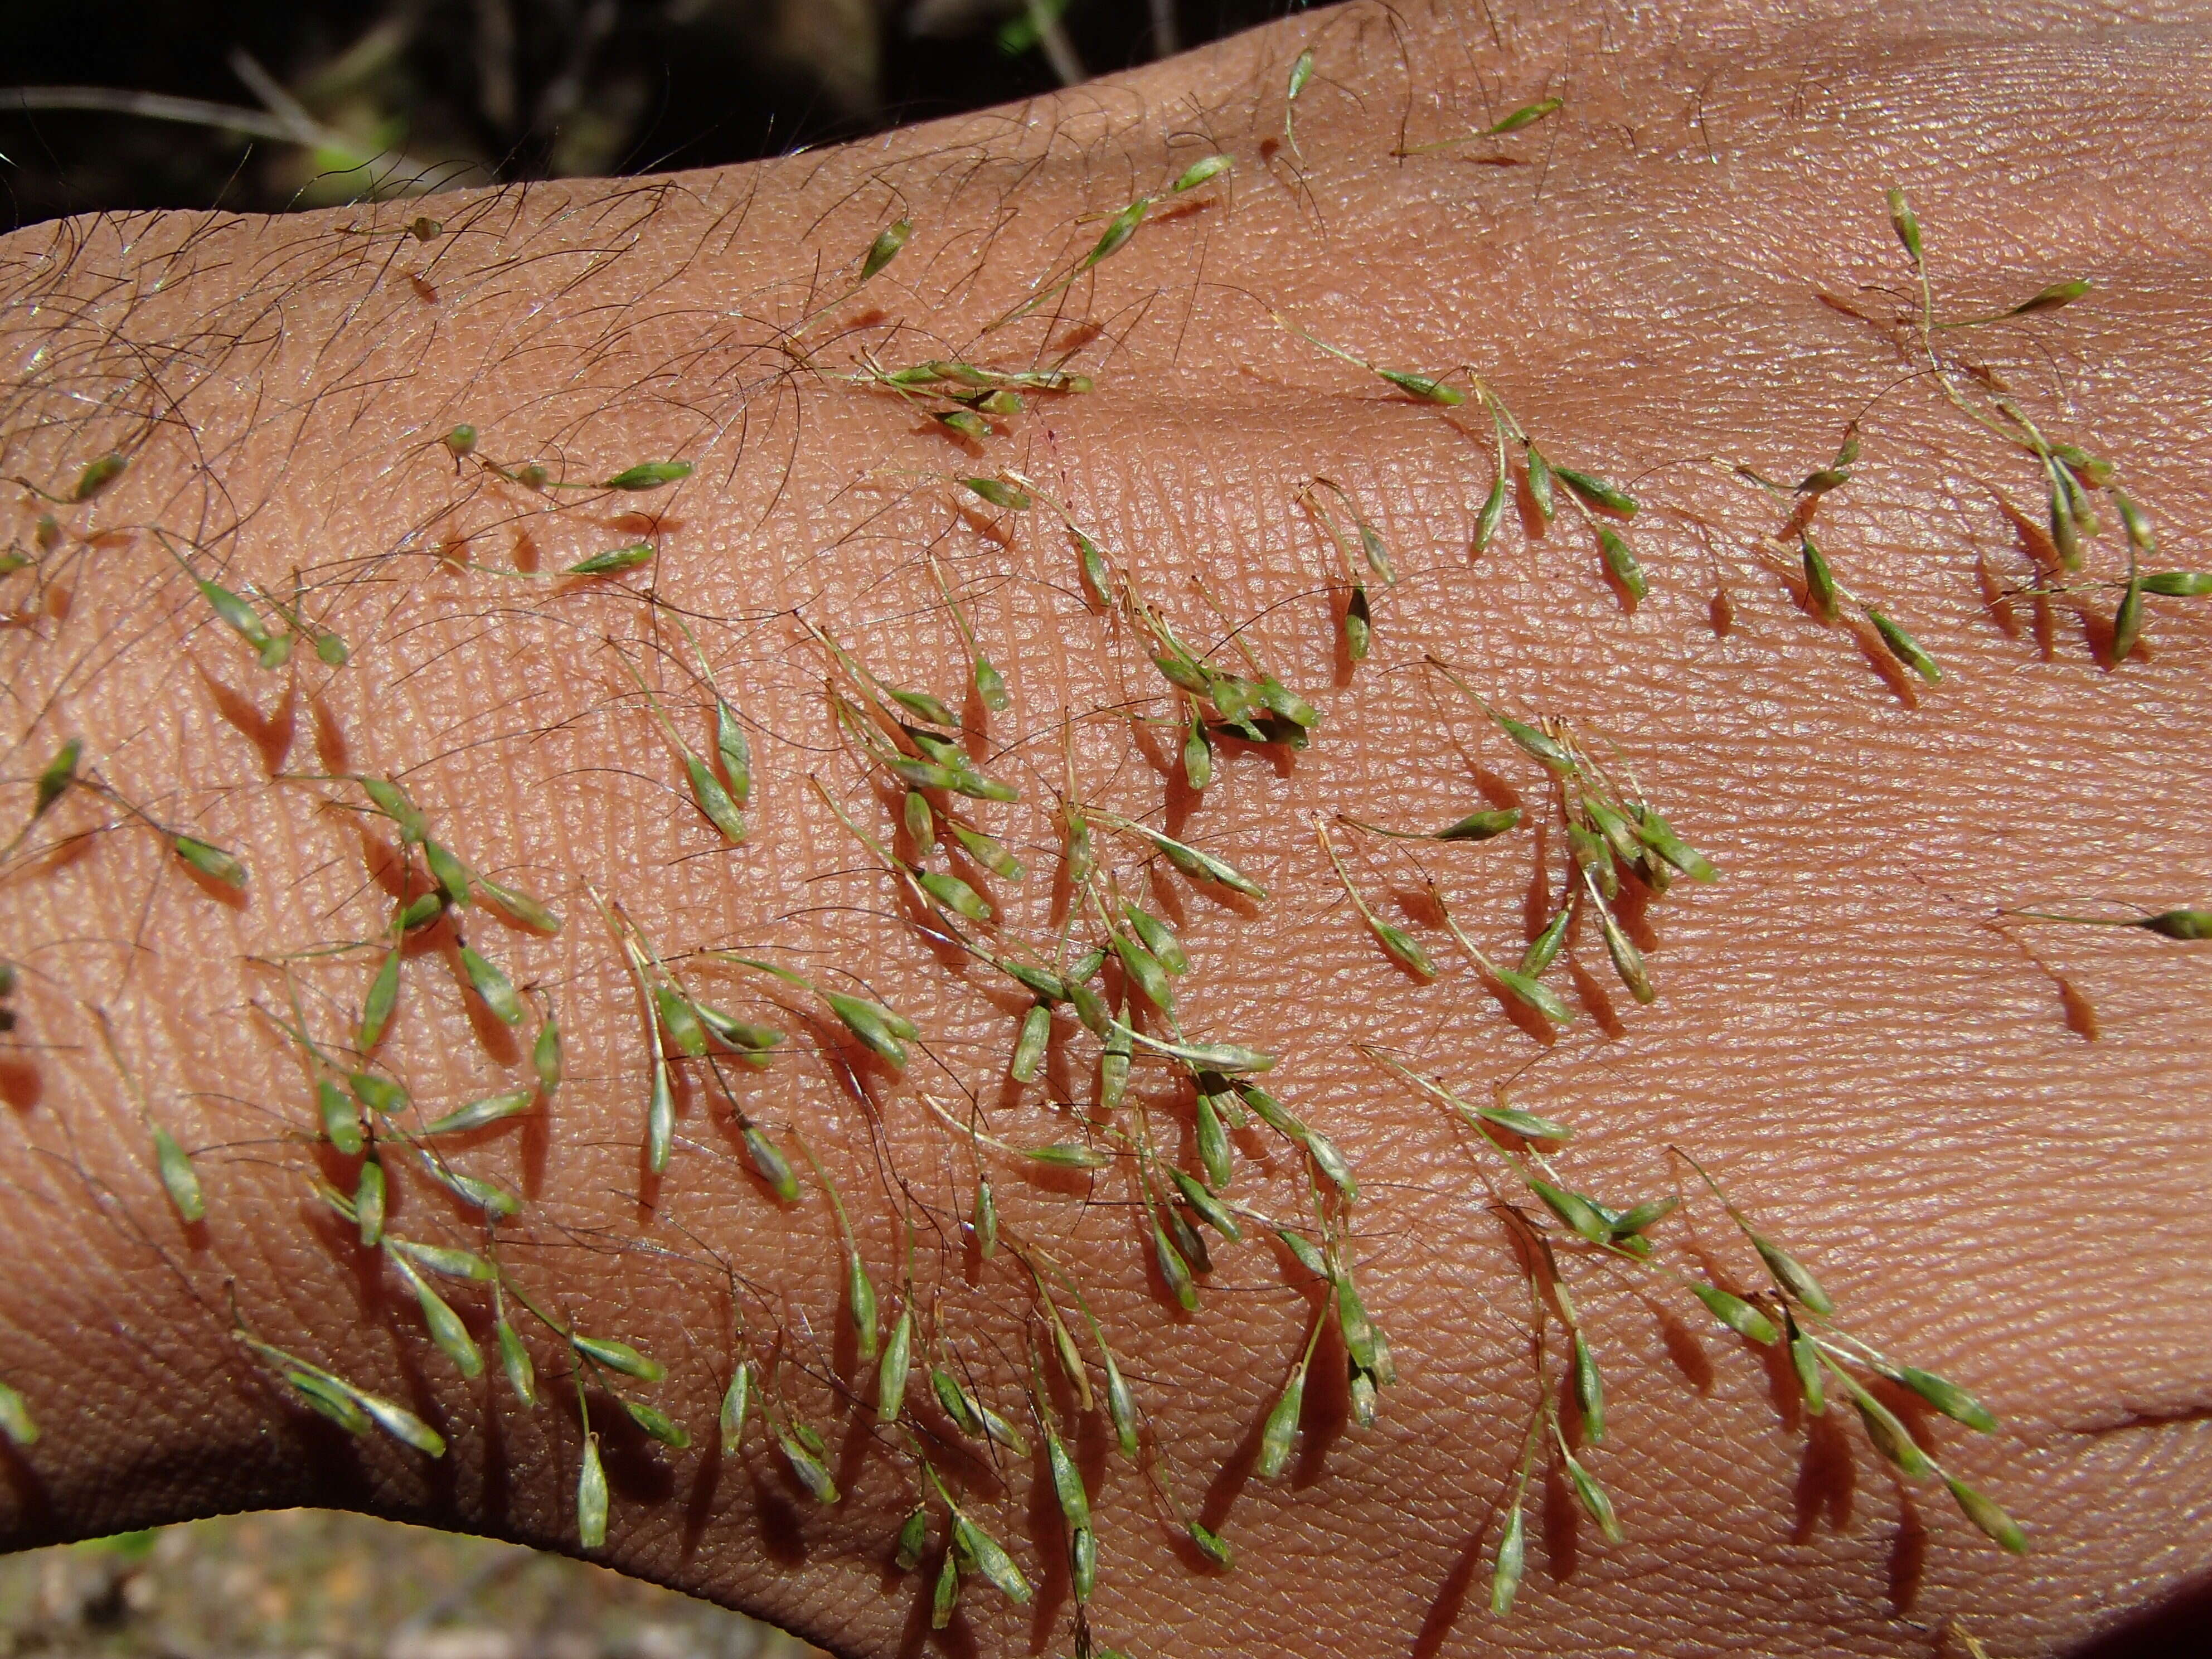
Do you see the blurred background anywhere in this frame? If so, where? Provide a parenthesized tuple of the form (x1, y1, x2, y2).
(0, 0, 1305, 226)
(0, 2, 1301, 1642)
(0, 1513, 823, 1659)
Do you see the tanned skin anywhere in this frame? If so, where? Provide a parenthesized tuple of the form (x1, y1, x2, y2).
(1, 3, 2208, 1656)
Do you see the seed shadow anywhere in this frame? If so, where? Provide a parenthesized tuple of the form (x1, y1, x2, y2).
(353, 823, 413, 905)
(1539, 1460, 1580, 1583)
(907, 1413, 1007, 1501)
(292, 1397, 377, 1511)
(889, 1565, 939, 1659)
(831, 1270, 862, 1386)
(0, 1437, 54, 1537)
(953, 506, 1016, 550)
(519, 1089, 551, 1200)
(1293, 1306, 1351, 1486)
(1652, 1306, 1715, 1395)
(1514, 469, 1548, 542)
(2057, 976, 2101, 1040)
(1612, 878, 1660, 953)
(961, 679, 993, 752)
(178, 856, 249, 911)
(1792, 1408, 1856, 1542)
(1975, 554, 2022, 640)
(1134, 725, 1196, 839)
(1410, 1525, 1487, 1659)
(676, 1427, 721, 1571)
(0, 1056, 45, 1110)
(311, 693, 350, 773)
(1073, 1404, 1116, 1516)
(479, 1368, 512, 1532)
(1524, 824, 1555, 938)
(749, 1464, 809, 1567)
(835, 1394, 876, 1503)
(1331, 597, 1360, 688)
(1390, 883, 1444, 929)
(2031, 590, 2057, 660)
(1847, 623, 1923, 708)
(1996, 492, 2063, 578)
(1888, 1488, 1928, 1615)
(199, 667, 297, 774)
(1566, 962, 1625, 1039)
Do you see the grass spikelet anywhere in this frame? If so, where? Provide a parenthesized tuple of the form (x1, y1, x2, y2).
(1275, 316, 1466, 405)
(317, 1079, 364, 1155)
(862, 217, 913, 280)
(1837, 1368, 1934, 1478)
(1561, 1447, 1622, 1542)
(895, 1506, 928, 1573)
(565, 542, 656, 576)
(1010, 1003, 1050, 1082)
(1315, 814, 1435, 978)
(877, 1311, 911, 1424)
(578, 1433, 608, 1548)
(476, 876, 561, 933)
(572, 1333, 665, 1382)
(0, 1382, 38, 1447)
(600, 462, 692, 492)
(172, 834, 248, 888)
(1490, 1424, 1539, 1616)
(721, 1361, 753, 1452)
(1284, 46, 1314, 157)
(1092, 811, 1266, 899)
(71, 453, 129, 502)
(238, 1332, 445, 1456)
(1946, 1474, 2028, 1554)
(1866, 608, 1943, 683)
(354, 1156, 387, 1247)
(931, 1544, 959, 1628)
(152, 1124, 205, 1222)
(1688, 1282, 1779, 1345)
(388, 1250, 482, 1378)
(1189, 1521, 1233, 1570)
(777, 1426, 840, 1504)
(496, 1316, 539, 1409)
(534, 1007, 564, 1093)
(458, 942, 525, 1026)
(419, 1086, 535, 1137)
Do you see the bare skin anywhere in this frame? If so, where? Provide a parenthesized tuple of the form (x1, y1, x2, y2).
(1, 2, 2208, 1656)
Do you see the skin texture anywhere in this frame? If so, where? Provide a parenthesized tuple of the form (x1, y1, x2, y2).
(1, 1, 2209, 1656)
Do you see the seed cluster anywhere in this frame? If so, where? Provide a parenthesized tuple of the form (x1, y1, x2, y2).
(1, 41, 2204, 1659)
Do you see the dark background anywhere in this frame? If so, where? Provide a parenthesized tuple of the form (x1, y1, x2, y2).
(0, 0, 1304, 228)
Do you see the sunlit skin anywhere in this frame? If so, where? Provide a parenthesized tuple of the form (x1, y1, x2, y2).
(2, 3, 2209, 1656)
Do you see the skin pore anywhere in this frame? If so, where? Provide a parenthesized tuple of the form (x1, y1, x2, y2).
(2, 1, 2210, 1655)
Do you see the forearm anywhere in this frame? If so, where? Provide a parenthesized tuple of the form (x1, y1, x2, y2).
(3, 4, 2211, 1657)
